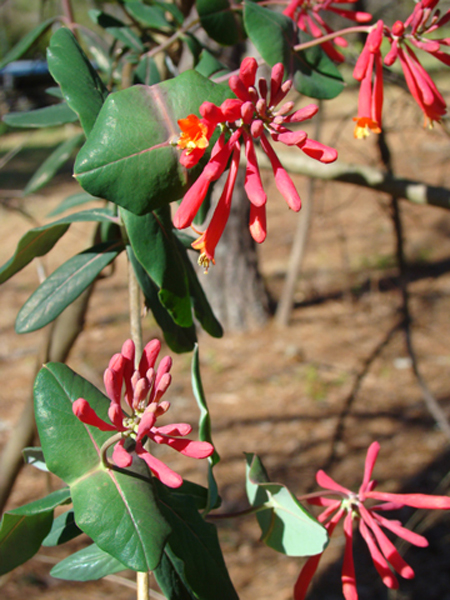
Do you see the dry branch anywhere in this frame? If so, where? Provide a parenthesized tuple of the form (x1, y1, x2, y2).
(253, 149, 450, 210)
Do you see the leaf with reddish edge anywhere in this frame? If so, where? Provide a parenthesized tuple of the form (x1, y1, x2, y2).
(34, 362, 171, 572)
(245, 453, 328, 556)
(74, 70, 233, 216)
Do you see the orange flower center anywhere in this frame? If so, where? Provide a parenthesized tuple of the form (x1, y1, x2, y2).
(177, 115, 209, 153)
(353, 116, 381, 139)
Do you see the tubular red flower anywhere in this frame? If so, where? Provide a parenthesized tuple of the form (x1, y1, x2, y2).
(191, 142, 241, 272)
(249, 203, 267, 244)
(175, 57, 336, 270)
(283, 0, 373, 62)
(295, 440, 450, 599)
(72, 339, 214, 488)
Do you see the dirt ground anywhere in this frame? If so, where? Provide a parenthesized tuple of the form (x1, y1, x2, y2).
(1, 82, 450, 600)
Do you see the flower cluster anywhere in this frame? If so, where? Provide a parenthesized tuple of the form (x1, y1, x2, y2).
(353, 0, 450, 137)
(72, 338, 214, 488)
(174, 57, 337, 272)
(294, 441, 450, 600)
(283, 0, 372, 62)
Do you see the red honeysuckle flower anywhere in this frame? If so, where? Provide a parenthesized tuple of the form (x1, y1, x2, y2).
(294, 441, 450, 600)
(174, 57, 337, 272)
(283, 0, 373, 63)
(352, 20, 384, 139)
(72, 338, 214, 488)
(383, 0, 449, 127)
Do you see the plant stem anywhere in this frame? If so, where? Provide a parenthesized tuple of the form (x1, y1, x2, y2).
(137, 571, 150, 600)
(128, 257, 143, 362)
(126, 236, 149, 599)
(292, 25, 371, 52)
(143, 18, 200, 60)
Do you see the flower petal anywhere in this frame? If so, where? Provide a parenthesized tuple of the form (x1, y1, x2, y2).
(359, 505, 415, 579)
(359, 441, 380, 497)
(152, 435, 214, 459)
(342, 511, 358, 600)
(136, 443, 183, 488)
(372, 512, 428, 548)
(316, 469, 351, 495)
(139, 338, 161, 376)
(260, 135, 301, 211)
(72, 398, 116, 431)
(359, 519, 399, 589)
(365, 490, 450, 510)
(112, 439, 133, 468)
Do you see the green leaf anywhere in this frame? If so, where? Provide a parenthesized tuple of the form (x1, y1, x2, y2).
(0, 209, 117, 284)
(23, 447, 49, 472)
(178, 240, 223, 339)
(155, 480, 239, 600)
(191, 345, 219, 514)
(23, 132, 84, 196)
(0, 18, 55, 70)
(0, 223, 69, 284)
(34, 363, 171, 571)
(50, 543, 127, 581)
(0, 488, 70, 576)
(196, 0, 243, 46)
(15, 240, 123, 333)
(47, 28, 109, 135)
(122, 207, 192, 328)
(153, 1, 184, 26)
(195, 50, 229, 79)
(89, 9, 145, 52)
(125, 2, 171, 29)
(42, 511, 82, 547)
(134, 56, 161, 86)
(128, 247, 197, 354)
(47, 192, 101, 217)
(243, 1, 344, 100)
(78, 28, 112, 75)
(74, 70, 233, 215)
(245, 453, 328, 556)
(3, 103, 78, 128)
(154, 550, 195, 600)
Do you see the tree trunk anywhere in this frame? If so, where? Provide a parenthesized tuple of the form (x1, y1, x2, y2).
(197, 169, 272, 332)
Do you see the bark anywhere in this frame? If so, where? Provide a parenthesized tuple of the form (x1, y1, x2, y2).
(197, 169, 271, 332)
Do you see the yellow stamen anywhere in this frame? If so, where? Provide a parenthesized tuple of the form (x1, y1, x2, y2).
(177, 114, 209, 154)
(353, 116, 381, 139)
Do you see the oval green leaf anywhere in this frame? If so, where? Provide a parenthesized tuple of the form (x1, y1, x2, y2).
(74, 70, 233, 215)
(245, 453, 328, 556)
(196, 0, 243, 46)
(3, 103, 78, 128)
(15, 240, 123, 333)
(0, 488, 70, 576)
(0, 18, 55, 70)
(34, 363, 171, 571)
(23, 132, 84, 196)
(50, 543, 128, 581)
(122, 207, 192, 328)
(243, 1, 344, 100)
(47, 28, 109, 135)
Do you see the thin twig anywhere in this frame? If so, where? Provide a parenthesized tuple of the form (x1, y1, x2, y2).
(250, 149, 450, 211)
(377, 130, 450, 441)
